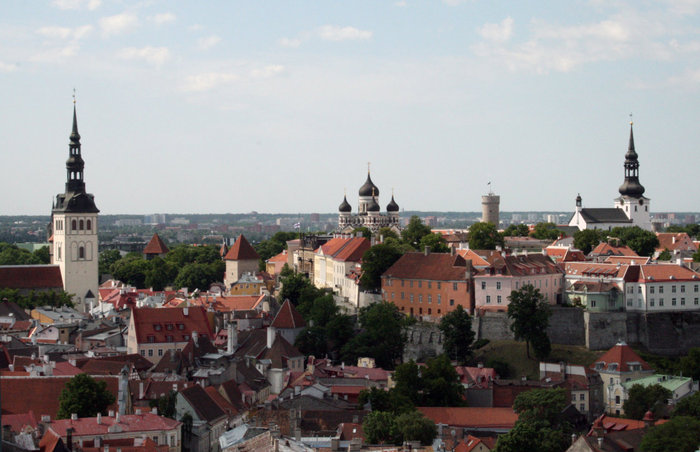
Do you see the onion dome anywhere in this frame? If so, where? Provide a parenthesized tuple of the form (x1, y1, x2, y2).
(339, 195, 351, 213)
(359, 173, 379, 197)
(367, 195, 380, 212)
(387, 195, 399, 212)
(618, 122, 645, 197)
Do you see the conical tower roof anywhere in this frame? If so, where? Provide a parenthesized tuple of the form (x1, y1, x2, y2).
(143, 233, 169, 255)
(224, 235, 259, 260)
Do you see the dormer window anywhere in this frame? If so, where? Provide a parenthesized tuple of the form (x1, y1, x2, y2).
(166, 324, 174, 331)
(154, 324, 162, 331)
(166, 335, 174, 342)
(177, 324, 185, 330)
(609, 363, 618, 371)
(183, 335, 190, 341)
(147, 335, 156, 343)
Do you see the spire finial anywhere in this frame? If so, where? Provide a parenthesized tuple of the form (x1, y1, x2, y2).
(629, 112, 633, 126)
(72, 88, 76, 105)
(367, 162, 371, 174)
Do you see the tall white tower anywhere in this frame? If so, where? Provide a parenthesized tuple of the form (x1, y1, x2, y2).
(50, 102, 99, 312)
(481, 184, 500, 227)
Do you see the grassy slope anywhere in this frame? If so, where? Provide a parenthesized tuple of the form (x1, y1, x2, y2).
(472, 340, 602, 380)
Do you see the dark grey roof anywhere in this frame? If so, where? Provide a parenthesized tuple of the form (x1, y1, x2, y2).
(53, 192, 99, 214)
(578, 208, 631, 224)
(180, 384, 227, 423)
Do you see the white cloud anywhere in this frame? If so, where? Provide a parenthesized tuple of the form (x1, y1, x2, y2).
(442, 0, 471, 5)
(118, 46, 170, 66)
(100, 13, 139, 36)
(279, 37, 302, 48)
(37, 25, 93, 40)
(152, 13, 176, 25)
(197, 35, 221, 50)
(188, 24, 203, 32)
(668, 68, 700, 87)
(250, 65, 285, 79)
(29, 45, 79, 63)
(477, 17, 514, 42)
(51, 0, 101, 10)
(317, 25, 372, 41)
(0, 61, 18, 72)
(394, 1, 407, 7)
(182, 72, 239, 92)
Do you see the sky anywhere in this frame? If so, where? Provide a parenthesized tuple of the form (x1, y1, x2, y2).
(2, 0, 700, 215)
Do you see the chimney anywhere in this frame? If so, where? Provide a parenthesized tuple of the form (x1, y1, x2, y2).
(183, 307, 189, 316)
(267, 326, 276, 349)
(115, 413, 120, 423)
(95, 437, 101, 448)
(477, 362, 483, 368)
(450, 247, 455, 256)
(71, 413, 78, 420)
(465, 259, 472, 280)
(192, 330, 199, 346)
(672, 236, 676, 244)
(597, 437, 603, 448)
(151, 407, 158, 414)
(108, 410, 115, 417)
(135, 408, 142, 415)
(139, 382, 144, 399)
(227, 321, 237, 354)
(424, 246, 430, 256)
(97, 413, 102, 424)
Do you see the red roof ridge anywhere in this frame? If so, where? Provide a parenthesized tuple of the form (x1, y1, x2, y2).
(271, 299, 305, 329)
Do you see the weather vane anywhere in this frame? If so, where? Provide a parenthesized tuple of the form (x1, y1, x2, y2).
(72, 88, 76, 104)
(629, 112, 633, 125)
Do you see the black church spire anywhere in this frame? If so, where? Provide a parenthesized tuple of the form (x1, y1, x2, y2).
(618, 121, 645, 198)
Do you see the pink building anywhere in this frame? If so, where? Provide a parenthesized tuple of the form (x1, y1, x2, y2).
(474, 254, 563, 312)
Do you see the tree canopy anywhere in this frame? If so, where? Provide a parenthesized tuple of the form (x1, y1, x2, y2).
(622, 384, 672, 420)
(0, 288, 73, 310)
(640, 416, 700, 452)
(294, 294, 354, 360)
(469, 222, 503, 250)
(360, 242, 404, 291)
(419, 232, 449, 253)
(341, 302, 407, 369)
(609, 226, 659, 257)
(673, 391, 700, 418)
(362, 410, 437, 446)
(57, 374, 116, 419)
(573, 229, 607, 254)
(507, 285, 552, 359)
(401, 216, 432, 249)
(502, 224, 530, 237)
(438, 305, 475, 364)
(530, 222, 562, 240)
(0, 242, 50, 265)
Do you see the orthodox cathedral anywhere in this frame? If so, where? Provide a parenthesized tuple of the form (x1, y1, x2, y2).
(569, 121, 652, 231)
(338, 169, 400, 233)
(48, 102, 100, 312)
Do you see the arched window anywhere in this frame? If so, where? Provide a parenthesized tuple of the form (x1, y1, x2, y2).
(79, 220, 84, 230)
(71, 219, 77, 231)
(79, 246, 85, 259)
(86, 219, 92, 230)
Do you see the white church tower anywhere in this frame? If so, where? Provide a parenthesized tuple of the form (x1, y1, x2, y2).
(50, 102, 99, 312)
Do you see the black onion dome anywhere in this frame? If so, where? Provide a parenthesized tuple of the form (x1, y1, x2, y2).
(339, 195, 351, 213)
(387, 195, 399, 212)
(367, 196, 380, 212)
(576, 194, 582, 204)
(359, 173, 379, 197)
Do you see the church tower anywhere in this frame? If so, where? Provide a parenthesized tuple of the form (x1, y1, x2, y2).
(51, 102, 99, 312)
(614, 121, 652, 230)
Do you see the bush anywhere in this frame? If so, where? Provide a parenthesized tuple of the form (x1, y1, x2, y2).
(486, 359, 513, 379)
(473, 338, 490, 349)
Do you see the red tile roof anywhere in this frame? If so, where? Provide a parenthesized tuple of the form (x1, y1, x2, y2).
(3, 410, 38, 433)
(590, 242, 639, 257)
(212, 295, 265, 312)
(267, 250, 288, 263)
(638, 264, 700, 282)
(332, 238, 371, 262)
(0, 265, 63, 290)
(456, 249, 490, 267)
(455, 435, 489, 452)
(417, 407, 518, 429)
(179, 385, 227, 423)
(603, 256, 650, 265)
(591, 342, 652, 373)
(39, 429, 64, 452)
(656, 233, 697, 252)
(224, 235, 259, 261)
(143, 233, 169, 255)
(48, 412, 180, 437)
(130, 306, 213, 345)
(564, 262, 631, 280)
(485, 254, 561, 277)
(1, 376, 121, 418)
(204, 386, 239, 417)
(383, 252, 472, 281)
(271, 299, 305, 329)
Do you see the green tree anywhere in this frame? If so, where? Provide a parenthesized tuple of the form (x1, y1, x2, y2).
(694, 249, 700, 263)
(57, 374, 116, 419)
(353, 227, 372, 238)
(495, 388, 571, 452)
(609, 226, 659, 257)
(657, 249, 672, 261)
(419, 233, 449, 253)
(99, 249, 122, 276)
(394, 411, 437, 446)
(363, 411, 398, 445)
(392, 360, 423, 405)
(378, 227, 400, 241)
(111, 256, 150, 288)
(145, 257, 177, 291)
(0, 288, 73, 310)
(673, 391, 700, 418)
(401, 216, 432, 249)
(0, 243, 43, 265)
(149, 390, 177, 419)
(33, 246, 50, 264)
(623, 384, 672, 420)
(438, 305, 475, 364)
(294, 294, 354, 359)
(342, 302, 406, 369)
(468, 222, 503, 250)
(502, 224, 530, 237)
(573, 229, 607, 254)
(530, 222, 562, 240)
(679, 347, 700, 381)
(494, 419, 569, 452)
(507, 285, 552, 359)
(640, 416, 700, 452)
(360, 242, 404, 291)
(358, 387, 413, 414)
(173, 262, 222, 291)
(420, 354, 465, 407)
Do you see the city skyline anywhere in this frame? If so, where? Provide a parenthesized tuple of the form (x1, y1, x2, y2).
(2, 1, 700, 215)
